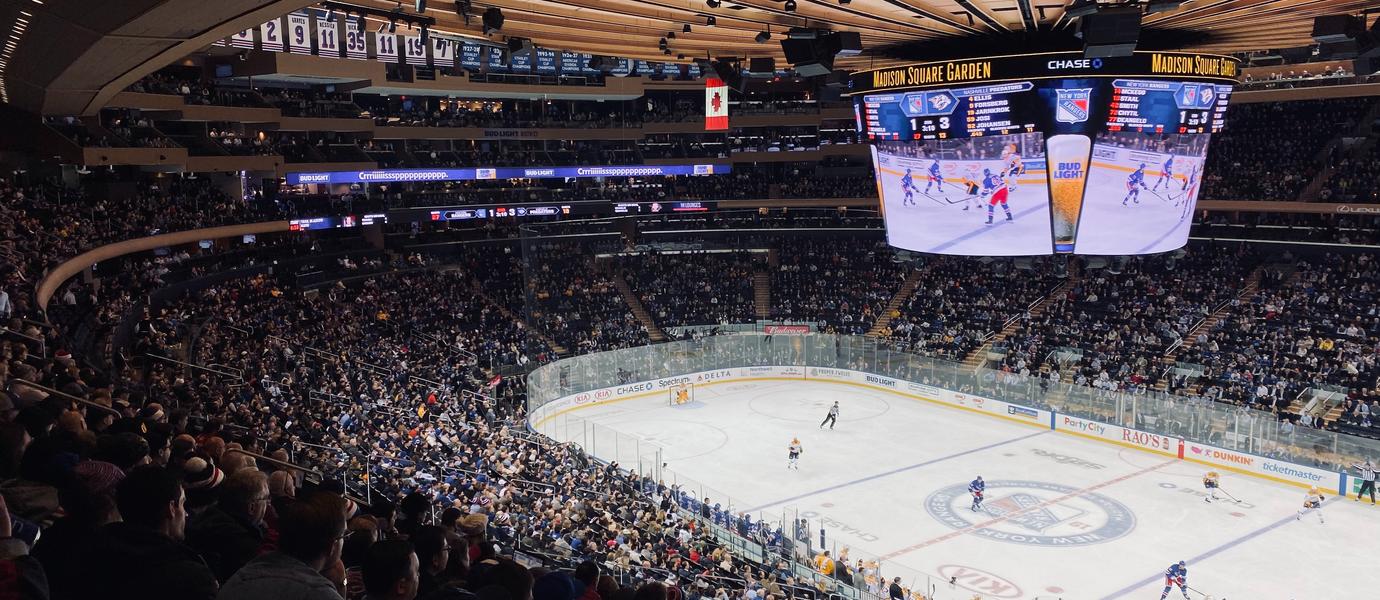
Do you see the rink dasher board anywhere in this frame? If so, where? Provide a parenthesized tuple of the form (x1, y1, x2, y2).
(528, 365, 1350, 495)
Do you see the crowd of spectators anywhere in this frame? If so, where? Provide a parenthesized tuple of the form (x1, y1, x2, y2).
(769, 238, 906, 335)
(1202, 98, 1375, 201)
(1319, 143, 1380, 203)
(999, 246, 1260, 397)
(618, 251, 759, 328)
(1176, 252, 1380, 425)
(882, 258, 1061, 362)
(518, 242, 650, 353)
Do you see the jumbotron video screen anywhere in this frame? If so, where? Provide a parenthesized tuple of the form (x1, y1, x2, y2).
(850, 51, 1240, 256)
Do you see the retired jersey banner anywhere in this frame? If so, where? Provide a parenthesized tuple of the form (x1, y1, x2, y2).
(431, 37, 455, 67)
(404, 34, 427, 65)
(344, 20, 367, 59)
(705, 77, 729, 130)
(287, 14, 312, 55)
(317, 18, 340, 57)
(260, 19, 284, 52)
(229, 29, 255, 49)
(375, 31, 399, 63)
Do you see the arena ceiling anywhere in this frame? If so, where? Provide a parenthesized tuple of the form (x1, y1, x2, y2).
(0, 0, 1374, 116)
(360, 0, 1380, 65)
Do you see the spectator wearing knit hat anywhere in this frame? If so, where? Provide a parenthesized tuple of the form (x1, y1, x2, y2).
(33, 460, 124, 600)
(77, 465, 218, 600)
(187, 469, 270, 582)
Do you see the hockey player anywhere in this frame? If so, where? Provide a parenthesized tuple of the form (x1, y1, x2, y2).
(968, 476, 986, 512)
(1123, 163, 1148, 206)
(960, 167, 982, 212)
(1297, 486, 1325, 523)
(819, 401, 839, 429)
(1152, 155, 1175, 192)
(923, 158, 944, 194)
(1202, 471, 1220, 503)
(900, 168, 918, 206)
(1159, 561, 1189, 600)
(1175, 163, 1200, 221)
(1001, 144, 1024, 192)
(788, 438, 803, 470)
(981, 169, 1013, 226)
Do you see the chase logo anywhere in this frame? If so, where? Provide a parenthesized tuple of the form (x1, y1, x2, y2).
(1055, 88, 1093, 123)
(1047, 58, 1103, 70)
(925, 480, 1134, 547)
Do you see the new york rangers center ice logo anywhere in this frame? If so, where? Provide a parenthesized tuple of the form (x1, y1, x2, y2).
(1054, 88, 1093, 123)
(924, 480, 1135, 547)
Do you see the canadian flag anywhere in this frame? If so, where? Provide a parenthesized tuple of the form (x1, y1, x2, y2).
(705, 77, 729, 131)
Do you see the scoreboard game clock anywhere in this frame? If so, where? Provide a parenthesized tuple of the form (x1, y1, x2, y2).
(847, 51, 1240, 257)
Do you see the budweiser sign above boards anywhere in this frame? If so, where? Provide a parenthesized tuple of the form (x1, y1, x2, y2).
(705, 78, 728, 131)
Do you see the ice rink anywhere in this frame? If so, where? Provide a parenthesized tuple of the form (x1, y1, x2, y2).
(548, 379, 1380, 600)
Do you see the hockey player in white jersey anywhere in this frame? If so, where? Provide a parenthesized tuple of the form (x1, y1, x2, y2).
(788, 438, 803, 470)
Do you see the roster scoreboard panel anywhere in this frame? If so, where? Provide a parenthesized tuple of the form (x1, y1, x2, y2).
(851, 51, 1240, 139)
(861, 82, 1040, 140)
(1105, 79, 1232, 134)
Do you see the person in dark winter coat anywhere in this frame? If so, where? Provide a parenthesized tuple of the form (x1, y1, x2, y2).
(187, 469, 270, 582)
(77, 465, 218, 600)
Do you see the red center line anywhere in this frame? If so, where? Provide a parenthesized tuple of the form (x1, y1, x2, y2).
(878, 459, 1177, 561)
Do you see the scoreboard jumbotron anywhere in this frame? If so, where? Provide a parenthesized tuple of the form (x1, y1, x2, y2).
(847, 51, 1240, 257)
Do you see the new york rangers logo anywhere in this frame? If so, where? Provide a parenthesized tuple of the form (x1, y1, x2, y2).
(1055, 88, 1093, 123)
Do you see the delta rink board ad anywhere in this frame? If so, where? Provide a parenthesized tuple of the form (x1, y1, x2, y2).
(528, 365, 1351, 494)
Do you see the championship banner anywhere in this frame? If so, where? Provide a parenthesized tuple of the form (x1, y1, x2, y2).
(229, 29, 255, 49)
(535, 48, 557, 74)
(460, 41, 482, 69)
(317, 18, 340, 57)
(260, 18, 284, 52)
(344, 20, 367, 60)
(431, 37, 455, 68)
(404, 34, 427, 65)
(486, 46, 507, 72)
(375, 31, 399, 63)
(287, 14, 312, 55)
(705, 77, 729, 130)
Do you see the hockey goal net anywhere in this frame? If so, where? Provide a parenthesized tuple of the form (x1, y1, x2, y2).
(669, 383, 695, 406)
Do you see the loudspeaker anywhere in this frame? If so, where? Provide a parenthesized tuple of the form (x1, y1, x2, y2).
(832, 31, 862, 57)
(781, 38, 833, 77)
(1080, 6, 1141, 58)
(747, 57, 775, 77)
(711, 59, 745, 90)
(823, 69, 849, 88)
(482, 7, 504, 33)
(1312, 15, 1363, 44)
(507, 37, 533, 57)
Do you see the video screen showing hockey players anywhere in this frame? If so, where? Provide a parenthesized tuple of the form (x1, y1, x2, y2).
(872, 132, 1053, 256)
(1073, 131, 1211, 255)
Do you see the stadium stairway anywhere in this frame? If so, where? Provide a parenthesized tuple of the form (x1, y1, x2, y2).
(1151, 264, 1267, 395)
(609, 273, 668, 342)
(960, 274, 1078, 371)
(467, 280, 570, 356)
(865, 267, 926, 337)
(753, 267, 771, 320)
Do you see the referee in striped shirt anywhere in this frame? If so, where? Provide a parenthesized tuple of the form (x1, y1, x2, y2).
(1353, 460, 1377, 505)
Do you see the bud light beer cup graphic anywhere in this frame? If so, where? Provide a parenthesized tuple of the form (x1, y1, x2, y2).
(1046, 134, 1091, 252)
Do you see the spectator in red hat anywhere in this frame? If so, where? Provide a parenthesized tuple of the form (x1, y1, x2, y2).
(33, 460, 124, 600)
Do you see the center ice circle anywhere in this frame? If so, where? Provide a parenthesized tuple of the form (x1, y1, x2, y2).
(923, 480, 1136, 547)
